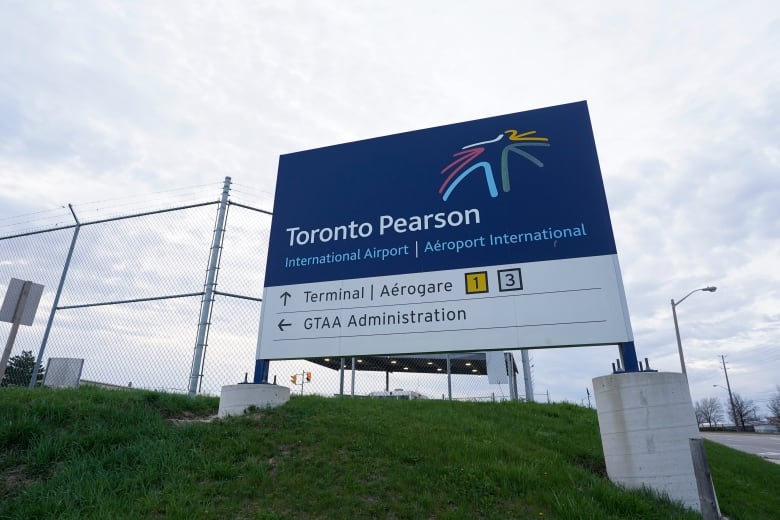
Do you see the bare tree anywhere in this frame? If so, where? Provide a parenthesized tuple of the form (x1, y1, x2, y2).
(729, 393, 758, 429)
(695, 397, 723, 427)
(767, 385, 780, 425)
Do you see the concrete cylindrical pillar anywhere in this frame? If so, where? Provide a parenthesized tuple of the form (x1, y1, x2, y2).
(592, 372, 701, 511)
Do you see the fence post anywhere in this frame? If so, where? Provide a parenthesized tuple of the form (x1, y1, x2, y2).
(446, 354, 452, 400)
(188, 177, 231, 397)
(30, 205, 81, 388)
(339, 357, 345, 396)
(350, 357, 356, 396)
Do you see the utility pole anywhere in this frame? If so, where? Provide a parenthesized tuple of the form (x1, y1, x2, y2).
(721, 355, 740, 431)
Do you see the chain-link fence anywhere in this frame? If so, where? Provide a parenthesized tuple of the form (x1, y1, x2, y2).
(1, 179, 529, 400)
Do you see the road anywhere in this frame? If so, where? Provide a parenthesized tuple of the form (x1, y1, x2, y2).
(701, 432, 780, 464)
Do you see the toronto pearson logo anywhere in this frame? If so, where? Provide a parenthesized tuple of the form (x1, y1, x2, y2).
(438, 129, 550, 201)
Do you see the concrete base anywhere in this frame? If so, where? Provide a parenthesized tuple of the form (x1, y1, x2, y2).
(218, 383, 290, 418)
(593, 372, 701, 512)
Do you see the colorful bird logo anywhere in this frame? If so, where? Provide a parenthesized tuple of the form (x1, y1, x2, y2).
(438, 129, 550, 201)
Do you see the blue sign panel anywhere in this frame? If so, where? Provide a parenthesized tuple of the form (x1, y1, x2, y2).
(265, 101, 615, 288)
(256, 101, 635, 366)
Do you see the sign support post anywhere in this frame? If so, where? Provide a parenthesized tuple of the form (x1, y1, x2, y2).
(1, 278, 45, 385)
(619, 341, 639, 372)
(0, 281, 32, 383)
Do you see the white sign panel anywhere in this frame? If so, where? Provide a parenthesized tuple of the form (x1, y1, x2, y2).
(486, 352, 510, 384)
(0, 278, 45, 326)
(261, 255, 631, 359)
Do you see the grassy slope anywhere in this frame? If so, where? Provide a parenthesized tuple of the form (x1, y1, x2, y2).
(0, 387, 777, 519)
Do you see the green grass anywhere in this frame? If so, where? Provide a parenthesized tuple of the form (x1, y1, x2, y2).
(1, 387, 778, 519)
(705, 441, 780, 519)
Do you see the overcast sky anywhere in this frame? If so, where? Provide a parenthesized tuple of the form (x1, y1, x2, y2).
(1, 1, 778, 410)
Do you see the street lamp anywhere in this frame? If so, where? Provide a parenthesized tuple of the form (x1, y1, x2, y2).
(671, 286, 717, 375)
(713, 384, 739, 431)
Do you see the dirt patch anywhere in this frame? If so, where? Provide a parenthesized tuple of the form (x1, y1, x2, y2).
(2, 466, 34, 495)
(167, 414, 218, 426)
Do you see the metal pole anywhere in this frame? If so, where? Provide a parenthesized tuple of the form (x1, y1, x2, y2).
(339, 357, 345, 396)
(521, 349, 534, 402)
(671, 286, 716, 377)
(672, 299, 686, 375)
(618, 341, 639, 372)
(350, 357, 356, 397)
(446, 354, 452, 400)
(30, 205, 81, 388)
(189, 177, 231, 397)
(0, 281, 32, 383)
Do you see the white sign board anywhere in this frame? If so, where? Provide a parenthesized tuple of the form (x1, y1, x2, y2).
(0, 278, 45, 326)
(486, 351, 510, 384)
(261, 255, 630, 359)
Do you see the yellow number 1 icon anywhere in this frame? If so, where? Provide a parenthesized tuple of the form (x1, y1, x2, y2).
(465, 271, 488, 294)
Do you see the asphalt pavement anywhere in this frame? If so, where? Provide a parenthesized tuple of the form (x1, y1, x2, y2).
(701, 432, 780, 464)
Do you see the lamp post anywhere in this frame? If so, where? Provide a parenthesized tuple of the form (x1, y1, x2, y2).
(713, 383, 739, 431)
(671, 286, 717, 375)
